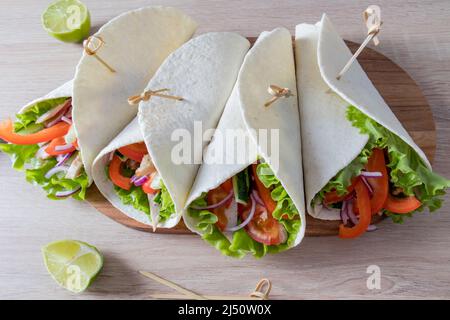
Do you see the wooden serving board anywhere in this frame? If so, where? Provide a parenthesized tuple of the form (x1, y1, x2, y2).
(86, 40, 436, 236)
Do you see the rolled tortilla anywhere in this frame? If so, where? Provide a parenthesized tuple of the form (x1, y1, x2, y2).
(184, 28, 305, 256)
(295, 14, 431, 220)
(73, 6, 197, 182)
(17, 81, 72, 114)
(92, 32, 250, 228)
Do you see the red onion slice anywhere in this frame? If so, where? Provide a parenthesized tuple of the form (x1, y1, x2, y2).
(61, 116, 72, 125)
(45, 166, 69, 179)
(367, 224, 378, 232)
(251, 189, 264, 206)
(346, 200, 359, 226)
(361, 171, 382, 178)
(134, 175, 149, 187)
(55, 143, 74, 152)
(191, 191, 233, 210)
(226, 194, 257, 232)
(56, 152, 72, 166)
(340, 200, 349, 225)
(35, 144, 50, 159)
(55, 186, 81, 198)
(37, 99, 71, 125)
(360, 176, 374, 196)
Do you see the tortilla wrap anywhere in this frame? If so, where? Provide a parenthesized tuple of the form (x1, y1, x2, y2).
(92, 32, 250, 227)
(184, 28, 306, 249)
(18, 81, 73, 114)
(73, 6, 197, 182)
(295, 14, 430, 220)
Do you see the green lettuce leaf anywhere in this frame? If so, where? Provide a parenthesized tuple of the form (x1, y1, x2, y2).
(0, 143, 39, 170)
(153, 181, 175, 222)
(1, 144, 88, 200)
(256, 163, 299, 219)
(315, 106, 450, 222)
(1, 96, 87, 200)
(114, 185, 150, 216)
(14, 97, 69, 132)
(25, 157, 89, 201)
(187, 163, 301, 258)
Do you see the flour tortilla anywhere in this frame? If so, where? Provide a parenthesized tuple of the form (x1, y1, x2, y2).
(92, 32, 250, 228)
(73, 7, 197, 183)
(295, 14, 430, 220)
(184, 28, 306, 248)
(18, 81, 72, 114)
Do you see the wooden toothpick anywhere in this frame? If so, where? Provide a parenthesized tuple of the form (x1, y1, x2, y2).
(83, 36, 116, 73)
(264, 84, 293, 107)
(128, 89, 184, 105)
(139, 271, 272, 300)
(336, 5, 382, 80)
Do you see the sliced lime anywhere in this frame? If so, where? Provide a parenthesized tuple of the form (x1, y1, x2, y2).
(41, 0, 91, 43)
(42, 240, 103, 293)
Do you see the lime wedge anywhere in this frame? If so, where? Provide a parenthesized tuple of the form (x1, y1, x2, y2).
(42, 240, 103, 293)
(41, 0, 91, 43)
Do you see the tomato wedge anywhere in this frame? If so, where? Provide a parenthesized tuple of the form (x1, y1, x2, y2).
(0, 119, 70, 145)
(365, 148, 389, 214)
(142, 172, 158, 195)
(384, 194, 421, 214)
(45, 137, 76, 155)
(323, 180, 357, 205)
(109, 155, 132, 190)
(339, 179, 372, 239)
(207, 182, 233, 231)
(240, 199, 286, 245)
(251, 164, 277, 214)
(118, 142, 148, 162)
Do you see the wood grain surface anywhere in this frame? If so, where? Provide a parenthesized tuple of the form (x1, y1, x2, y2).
(1, 0, 449, 300)
(88, 40, 435, 236)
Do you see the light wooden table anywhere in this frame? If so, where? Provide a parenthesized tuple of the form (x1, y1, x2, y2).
(1, 0, 449, 300)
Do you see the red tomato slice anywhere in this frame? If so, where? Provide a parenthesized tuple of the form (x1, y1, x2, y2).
(45, 136, 76, 156)
(109, 155, 132, 190)
(207, 182, 233, 231)
(365, 148, 389, 214)
(384, 194, 422, 214)
(118, 142, 148, 162)
(339, 178, 372, 239)
(239, 199, 286, 246)
(251, 164, 277, 214)
(142, 172, 158, 195)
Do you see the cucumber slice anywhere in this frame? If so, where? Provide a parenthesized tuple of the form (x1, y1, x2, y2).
(232, 168, 250, 205)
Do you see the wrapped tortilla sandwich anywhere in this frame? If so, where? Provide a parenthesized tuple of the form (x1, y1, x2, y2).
(184, 28, 305, 258)
(92, 32, 250, 228)
(0, 7, 197, 199)
(295, 14, 450, 238)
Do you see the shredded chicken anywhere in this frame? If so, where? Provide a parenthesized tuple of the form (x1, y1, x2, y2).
(65, 153, 83, 180)
(36, 98, 71, 124)
(135, 154, 155, 177)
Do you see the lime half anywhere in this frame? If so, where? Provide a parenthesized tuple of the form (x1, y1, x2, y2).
(42, 0, 91, 43)
(42, 240, 103, 293)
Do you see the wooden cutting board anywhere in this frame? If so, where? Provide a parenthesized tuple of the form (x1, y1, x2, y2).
(86, 39, 436, 236)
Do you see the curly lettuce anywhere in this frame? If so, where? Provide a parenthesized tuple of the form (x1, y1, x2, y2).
(188, 163, 301, 258)
(316, 106, 450, 222)
(14, 97, 69, 132)
(2, 152, 89, 200)
(153, 181, 175, 222)
(114, 185, 150, 216)
(109, 166, 175, 222)
(0, 96, 88, 200)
